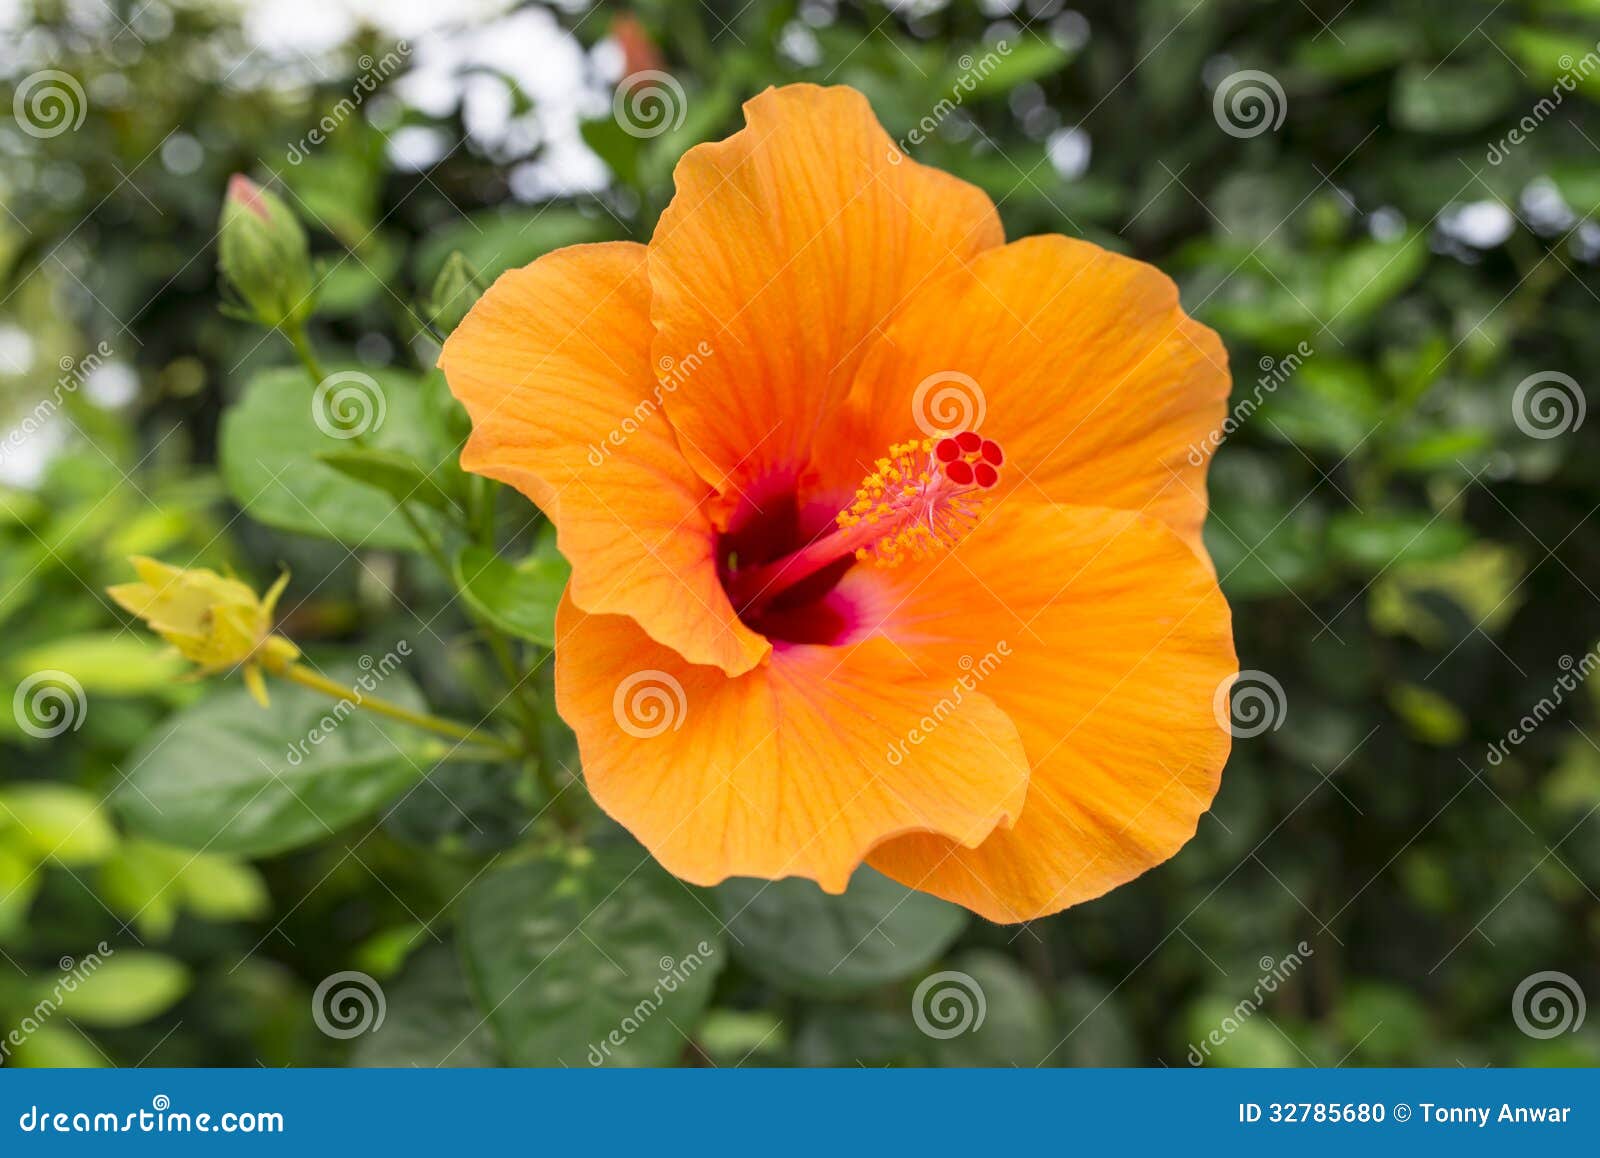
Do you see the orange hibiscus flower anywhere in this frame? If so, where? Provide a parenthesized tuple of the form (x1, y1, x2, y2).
(440, 84, 1238, 923)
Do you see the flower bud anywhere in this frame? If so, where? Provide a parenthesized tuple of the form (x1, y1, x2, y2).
(218, 174, 315, 330)
(108, 556, 300, 706)
(610, 15, 664, 80)
(426, 251, 485, 336)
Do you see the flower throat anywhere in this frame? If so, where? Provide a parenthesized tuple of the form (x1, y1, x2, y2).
(725, 432, 1005, 621)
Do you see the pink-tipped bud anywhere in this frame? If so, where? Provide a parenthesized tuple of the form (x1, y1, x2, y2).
(218, 174, 314, 328)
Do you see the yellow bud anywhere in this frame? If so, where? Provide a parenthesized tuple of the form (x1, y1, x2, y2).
(107, 557, 299, 706)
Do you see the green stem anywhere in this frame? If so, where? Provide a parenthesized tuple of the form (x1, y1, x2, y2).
(394, 501, 455, 579)
(275, 662, 519, 759)
(285, 323, 326, 384)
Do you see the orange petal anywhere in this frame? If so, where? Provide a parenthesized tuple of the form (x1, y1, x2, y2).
(836, 235, 1230, 559)
(439, 241, 768, 675)
(648, 84, 1003, 499)
(861, 501, 1236, 923)
(555, 593, 1031, 893)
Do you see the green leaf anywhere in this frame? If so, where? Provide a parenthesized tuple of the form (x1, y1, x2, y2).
(794, 1007, 924, 1066)
(0, 842, 40, 940)
(100, 838, 272, 938)
(717, 866, 967, 996)
(1509, 27, 1600, 100)
(950, 37, 1071, 99)
(5, 1022, 108, 1068)
(8, 632, 187, 694)
(316, 446, 462, 517)
(1369, 543, 1524, 647)
(1185, 994, 1303, 1067)
(581, 117, 642, 189)
(219, 366, 448, 550)
(921, 950, 1055, 1066)
(1387, 682, 1467, 746)
(1327, 511, 1472, 572)
(1292, 17, 1422, 79)
(351, 944, 502, 1067)
(1391, 60, 1517, 133)
(49, 951, 190, 1027)
(0, 784, 118, 866)
(452, 539, 569, 648)
(1255, 358, 1385, 455)
(178, 851, 272, 922)
(1334, 983, 1432, 1062)
(696, 1009, 787, 1065)
(115, 664, 431, 856)
(459, 845, 724, 1066)
(98, 840, 183, 940)
(1322, 232, 1427, 327)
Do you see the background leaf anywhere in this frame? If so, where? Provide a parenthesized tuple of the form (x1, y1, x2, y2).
(718, 866, 967, 996)
(459, 845, 724, 1066)
(115, 663, 431, 856)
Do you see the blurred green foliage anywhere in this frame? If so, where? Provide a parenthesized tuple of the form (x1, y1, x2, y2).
(1, 0, 1598, 1068)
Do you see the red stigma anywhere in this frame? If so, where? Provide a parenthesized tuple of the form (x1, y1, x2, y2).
(936, 433, 1006, 490)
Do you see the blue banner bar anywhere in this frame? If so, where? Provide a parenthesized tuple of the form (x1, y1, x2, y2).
(2, 1069, 1595, 1154)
